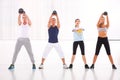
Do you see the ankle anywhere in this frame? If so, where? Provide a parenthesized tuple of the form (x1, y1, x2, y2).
(112, 64, 115, 65)
(11, 64, 14, 66)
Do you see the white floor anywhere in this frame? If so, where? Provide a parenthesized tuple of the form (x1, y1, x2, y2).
(0, 40, 120, 80)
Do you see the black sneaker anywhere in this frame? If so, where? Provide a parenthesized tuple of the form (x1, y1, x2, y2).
(90, 64, 94, 69)
(69, 64, 73, 69)
(8, 64, 14, 70)
(32, 64, 36, 69)
(85, 64, 89, 69)
(112, 64, 117, 69)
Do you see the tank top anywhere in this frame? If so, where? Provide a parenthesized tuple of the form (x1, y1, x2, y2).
(18, 24, 30, 38)
(98, 27, 107, 32)
(48, 26, 59, 43)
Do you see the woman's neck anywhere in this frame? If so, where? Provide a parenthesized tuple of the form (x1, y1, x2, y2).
(75, 25, 79, 27)
(51, 24, 56, 26)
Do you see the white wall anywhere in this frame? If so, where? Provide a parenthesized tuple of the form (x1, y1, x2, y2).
(0, 0, 120, 40)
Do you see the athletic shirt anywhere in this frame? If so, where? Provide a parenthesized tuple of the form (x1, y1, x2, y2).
(18, 24, 30, 38)
(48, 26, 59, 43)
(73, 27, 84, 41)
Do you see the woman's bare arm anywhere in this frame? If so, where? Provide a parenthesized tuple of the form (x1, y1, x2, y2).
(25, 14, 32, 26)
(18, 14, 22, 25)
(56, 14, 60, 29)
(97, 14, 103, 28)
(105, 15, 109, 28)
(48, 14, 53, 29)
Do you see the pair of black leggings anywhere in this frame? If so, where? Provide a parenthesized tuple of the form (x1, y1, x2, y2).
(73, 41, 85, 55)
(95, 37, 111, 55)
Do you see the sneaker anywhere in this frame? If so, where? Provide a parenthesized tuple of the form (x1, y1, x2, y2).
(69, 64, 73, 69)
(63, 64, 68, 69)
(8, 64, 14, 69)
(90, 64, 94, 69)
(32, 64, 36, 69)
(85, 64, 89, 69)
(39, 64, 43, 69)
(112, 64, 117, 69)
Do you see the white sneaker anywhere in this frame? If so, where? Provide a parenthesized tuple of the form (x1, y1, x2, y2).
(63, 64, 68, 69)
(39, 64, 43, 69)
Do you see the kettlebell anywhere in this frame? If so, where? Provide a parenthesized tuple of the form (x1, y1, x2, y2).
(52, 10, 57, 15)
(103, 11, 108, 15)
(18, 8, 24, 14)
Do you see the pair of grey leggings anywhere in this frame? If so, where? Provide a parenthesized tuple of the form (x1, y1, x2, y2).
(12, 38, 35, 64)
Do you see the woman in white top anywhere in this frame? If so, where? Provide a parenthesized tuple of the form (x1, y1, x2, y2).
(90, 12, 117, 69)
(8, 9, 36, 69)
(69, 19, 89, 69)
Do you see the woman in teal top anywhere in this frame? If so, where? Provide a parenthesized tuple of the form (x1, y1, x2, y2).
(69, 19, 89, 69)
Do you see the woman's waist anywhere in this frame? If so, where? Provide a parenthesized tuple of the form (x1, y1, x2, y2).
(98, 32, 107, 37)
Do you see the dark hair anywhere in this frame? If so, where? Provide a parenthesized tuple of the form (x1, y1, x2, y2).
(75, 19, 80, 22)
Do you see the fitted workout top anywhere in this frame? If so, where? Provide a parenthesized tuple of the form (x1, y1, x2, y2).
(48, 26, 59, 43)
(98, 27, 107, 32)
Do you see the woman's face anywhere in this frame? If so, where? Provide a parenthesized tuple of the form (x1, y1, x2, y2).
(51, 18, 56, 26)
(75, 20, 80, 26)
(99, 17, 105, 24)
